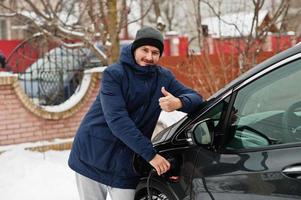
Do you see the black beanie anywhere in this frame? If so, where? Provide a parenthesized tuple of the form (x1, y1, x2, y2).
(131, 26, 164, 56)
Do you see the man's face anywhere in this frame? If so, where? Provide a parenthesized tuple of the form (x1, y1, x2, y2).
(134, 45, 160, 66)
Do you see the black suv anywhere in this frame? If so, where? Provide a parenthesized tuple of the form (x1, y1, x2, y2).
(134, 43, 301, 200)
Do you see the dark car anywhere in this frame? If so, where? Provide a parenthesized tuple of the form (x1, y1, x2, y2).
(134, 43, 301, 200)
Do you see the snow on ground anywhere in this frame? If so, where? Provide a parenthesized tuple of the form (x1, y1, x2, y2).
(0, 140, 115, 200)
(0, 147, 79, 200)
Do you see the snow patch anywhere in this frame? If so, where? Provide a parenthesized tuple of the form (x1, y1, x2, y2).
(158, 110, 186, 127)
(0, 71, 16, 77)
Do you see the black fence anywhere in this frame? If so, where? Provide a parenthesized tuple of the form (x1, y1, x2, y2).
(7, 36, 103, 106)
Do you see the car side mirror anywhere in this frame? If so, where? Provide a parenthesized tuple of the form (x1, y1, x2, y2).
(187, 118, 213, 145)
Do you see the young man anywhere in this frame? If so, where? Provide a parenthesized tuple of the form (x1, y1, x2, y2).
(68, 26, 203, 200)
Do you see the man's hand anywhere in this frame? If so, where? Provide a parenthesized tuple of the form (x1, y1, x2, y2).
(159, 87, 182, 112)
(149, 154, 171, 176)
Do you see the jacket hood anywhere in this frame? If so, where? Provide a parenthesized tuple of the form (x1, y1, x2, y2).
(119, 44, 159, 74)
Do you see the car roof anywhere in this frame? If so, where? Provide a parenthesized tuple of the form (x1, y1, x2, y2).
(208, 43, 301, 100)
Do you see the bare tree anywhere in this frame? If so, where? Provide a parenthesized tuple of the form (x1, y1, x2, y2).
(144, 0, 181, 32)
(201, 0, 290, 72)
(169, 0, 294, 98)
(194, 0, 203, 51)
(0, 0, 153, 64)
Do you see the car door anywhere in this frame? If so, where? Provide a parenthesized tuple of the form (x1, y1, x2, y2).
(190, 55, 301, 200)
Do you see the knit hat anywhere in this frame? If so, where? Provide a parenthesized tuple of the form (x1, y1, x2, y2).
(131, 26, 164, 56)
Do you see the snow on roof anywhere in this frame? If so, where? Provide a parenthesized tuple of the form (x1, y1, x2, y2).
(202, 10, 273, 37)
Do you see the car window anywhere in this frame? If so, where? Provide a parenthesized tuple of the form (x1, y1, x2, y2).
(188, 97, 231, 145)
(226, 58, 301, 150)
(203, 97, 231, 126)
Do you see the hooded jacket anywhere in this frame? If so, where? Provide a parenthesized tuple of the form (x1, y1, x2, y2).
(68, 44, 203, 189)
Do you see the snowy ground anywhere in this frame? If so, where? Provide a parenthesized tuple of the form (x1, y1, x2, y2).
(0, 143, 119, 200)
(0, 146, 80, 200)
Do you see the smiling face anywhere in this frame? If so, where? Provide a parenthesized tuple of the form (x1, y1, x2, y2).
(134, 45, 161, 66)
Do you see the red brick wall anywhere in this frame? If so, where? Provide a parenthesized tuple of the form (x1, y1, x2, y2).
(0, 74, 100, 146)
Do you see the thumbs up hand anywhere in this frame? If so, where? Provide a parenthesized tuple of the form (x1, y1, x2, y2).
(159, 87, 183, 112)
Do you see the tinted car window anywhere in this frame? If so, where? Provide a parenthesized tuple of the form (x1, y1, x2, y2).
(188, 97, 231, 144)
(227, 58, 301, 149)
(202, 97, 230, 128)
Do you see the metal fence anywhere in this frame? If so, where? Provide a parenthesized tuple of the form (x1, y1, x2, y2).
(7, 36, 102, 106)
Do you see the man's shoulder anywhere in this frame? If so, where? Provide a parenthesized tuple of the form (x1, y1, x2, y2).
(157, 65, 173, 76)
(104, 63, 125, 76)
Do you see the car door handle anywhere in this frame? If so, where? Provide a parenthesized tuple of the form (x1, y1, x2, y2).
(282, 166, 301, 179)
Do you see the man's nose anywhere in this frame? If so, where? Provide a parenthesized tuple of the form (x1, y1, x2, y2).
(145, 52, 153, 60)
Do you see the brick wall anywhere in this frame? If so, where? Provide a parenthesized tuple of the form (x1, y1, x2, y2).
(0, 73, 100, 146)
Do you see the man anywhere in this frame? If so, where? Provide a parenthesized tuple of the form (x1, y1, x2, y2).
(68, 26, 203, 200)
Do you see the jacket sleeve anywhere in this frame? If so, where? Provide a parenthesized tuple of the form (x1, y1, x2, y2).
(100, 68, 156, 162)
(166, 70, 204, 113)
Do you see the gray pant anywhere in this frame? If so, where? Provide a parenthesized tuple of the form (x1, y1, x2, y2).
(75, 172, 136, 200)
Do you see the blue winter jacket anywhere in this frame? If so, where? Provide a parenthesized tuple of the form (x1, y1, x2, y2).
(68, 44, 203, 189)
